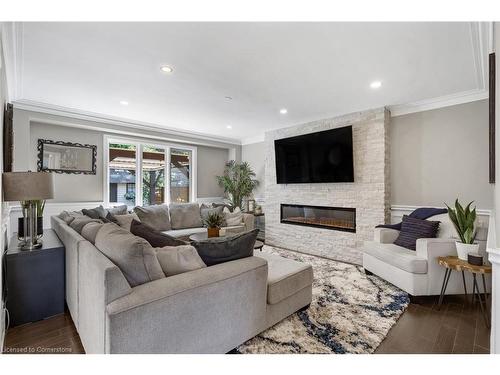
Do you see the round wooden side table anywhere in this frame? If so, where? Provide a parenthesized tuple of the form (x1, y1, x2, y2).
(437, 256, 492, 327)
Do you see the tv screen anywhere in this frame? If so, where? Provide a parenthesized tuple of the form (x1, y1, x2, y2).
(274, 125, 354, 184)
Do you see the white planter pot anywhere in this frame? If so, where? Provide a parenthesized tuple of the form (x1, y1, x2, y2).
(455, 242, 480, 261)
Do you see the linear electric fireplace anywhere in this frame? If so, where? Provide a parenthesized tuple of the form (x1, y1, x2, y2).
(280, 204, 356, 233)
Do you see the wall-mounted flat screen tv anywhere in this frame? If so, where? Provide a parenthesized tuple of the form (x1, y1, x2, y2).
(275, 125, 354, 184)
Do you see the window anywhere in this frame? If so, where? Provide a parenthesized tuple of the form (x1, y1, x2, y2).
(170, 148, 191, 203)
(105, 137, 196, 207)
(108, 143, 137, 207)
(142, 146, 166, 206)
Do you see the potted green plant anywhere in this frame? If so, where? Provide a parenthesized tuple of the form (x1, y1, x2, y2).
(204, 211, 225, 238)
(446, 199, 478, 261)
(216, 161, 259, 210)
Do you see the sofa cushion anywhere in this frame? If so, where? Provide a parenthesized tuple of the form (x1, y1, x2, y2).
(134, 204, 171, 231)
(223, 206, 243, 226)
(192, 229, 258, 266)
(69, 217, 103, 234)
(81, 221, 105, 244)
(256, 252, 313, 305)
(155, 245, 207, 276)
(131, 219, 186, 247)
(163, 227, 207, 239)
(394, 215, 440, 250)
(169, 203, 203, 229)
(95, 223, 165, 287)
(113, 212, 140, 231)
(363, 241, 428, 274)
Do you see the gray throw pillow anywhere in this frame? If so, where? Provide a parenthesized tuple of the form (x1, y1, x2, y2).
(82, 206, 108, 219)
(134, 204, 171, 231)
(81, 221, 104, 244)
(169, 203, 203, 229)
(106, 205, 128, 216)
(155, 245, 207, 276)
(113, 212, 140, 231)
(95, 223, 165, 287)
(192, 229, 259, 266)
(200, 205, 225, 227)
(130, 219, 186, 247)
(58, 210, 84, 225)
(70, 217, 103, 234)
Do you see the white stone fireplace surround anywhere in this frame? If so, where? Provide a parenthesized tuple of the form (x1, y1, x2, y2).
(264, 107, 390, 264)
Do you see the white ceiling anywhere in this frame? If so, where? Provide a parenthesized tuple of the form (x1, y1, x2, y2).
(11, 22, 489, 144)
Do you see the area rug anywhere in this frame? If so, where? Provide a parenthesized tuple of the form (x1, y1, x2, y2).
(236, 246, 409, 354)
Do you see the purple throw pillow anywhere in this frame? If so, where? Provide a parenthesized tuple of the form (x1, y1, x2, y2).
(393, 215, 440, 250)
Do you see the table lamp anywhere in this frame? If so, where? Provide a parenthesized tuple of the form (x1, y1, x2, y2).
(2, 171, 54, 250)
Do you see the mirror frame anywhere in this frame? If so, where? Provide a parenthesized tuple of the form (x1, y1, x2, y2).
(37, 139, 97, 175)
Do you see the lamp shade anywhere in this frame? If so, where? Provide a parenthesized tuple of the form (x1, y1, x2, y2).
(2, 172, 54, 201)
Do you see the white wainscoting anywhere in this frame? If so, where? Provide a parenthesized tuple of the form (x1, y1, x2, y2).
(8, 201, 104, 238)
(391, 205, 491, 240)
(8, 198, 227, 238)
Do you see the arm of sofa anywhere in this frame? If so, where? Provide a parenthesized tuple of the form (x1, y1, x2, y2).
(415, 238, 458, 295)
(374, 228, 400, 244)
(242, 213, 255, 231)
(105, 256, 268, 353)
(415, 238, 457, 260)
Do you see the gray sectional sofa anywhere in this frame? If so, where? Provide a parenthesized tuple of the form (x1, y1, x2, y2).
(51, 212, 313, 353)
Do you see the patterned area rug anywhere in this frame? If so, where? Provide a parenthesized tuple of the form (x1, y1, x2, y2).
(237, 246, 409, 354)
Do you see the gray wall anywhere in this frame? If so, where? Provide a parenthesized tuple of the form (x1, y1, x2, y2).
(242, 100, 493, 210)
(391, 99, 493, 209)
(197, 146, 227, 197)
(241, 141, 266, 199)
(13, 109, 237, 202)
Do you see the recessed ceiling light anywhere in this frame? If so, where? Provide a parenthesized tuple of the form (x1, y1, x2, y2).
(226, 125, 232, 129)
(160, 65, 173, 73)
(280, 108, 288, 114)
(225, 96, 233, 100)
(119, 100, 129, 106)
(370, 81, 382, 89)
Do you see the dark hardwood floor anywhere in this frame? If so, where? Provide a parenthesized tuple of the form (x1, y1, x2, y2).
(375, 294, 490, 354)
(2, 294, 490, 354)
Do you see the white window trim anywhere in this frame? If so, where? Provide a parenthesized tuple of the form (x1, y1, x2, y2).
(103, 134, 197, 207)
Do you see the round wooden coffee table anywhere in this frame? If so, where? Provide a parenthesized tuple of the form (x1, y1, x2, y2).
(437, 256, 491, 327)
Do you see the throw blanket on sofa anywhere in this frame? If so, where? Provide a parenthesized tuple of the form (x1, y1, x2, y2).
(376, 207, 448, 230)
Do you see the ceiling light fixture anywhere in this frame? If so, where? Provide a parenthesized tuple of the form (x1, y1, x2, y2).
(119, 100, 129, 106)
(160, 65, 173, 73)
(370, 81, 382, 89)
(225, 96, 233, 100)
(226, 125, 232, 129)
(280, 108, 288, 114)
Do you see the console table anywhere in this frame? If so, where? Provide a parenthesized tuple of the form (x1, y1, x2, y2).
(5, 229, 65, 327)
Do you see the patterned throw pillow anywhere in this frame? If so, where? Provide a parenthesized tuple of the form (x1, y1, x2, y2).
(394, 215, 440, 250)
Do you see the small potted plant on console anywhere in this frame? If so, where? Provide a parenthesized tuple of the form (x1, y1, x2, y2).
(446, 199, 478, 261)
(204, 211, 225, 238)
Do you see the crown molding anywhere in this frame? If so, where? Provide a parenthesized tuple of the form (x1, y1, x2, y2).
(12, 99, 242, 146)
(241, 134, 265, 145)
(388, 89, 488, 117)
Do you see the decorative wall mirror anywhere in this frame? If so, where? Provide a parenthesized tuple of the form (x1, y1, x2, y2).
(37, 139, 97, 174)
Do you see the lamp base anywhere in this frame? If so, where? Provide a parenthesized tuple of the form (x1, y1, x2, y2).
(19, 240, 43, 250)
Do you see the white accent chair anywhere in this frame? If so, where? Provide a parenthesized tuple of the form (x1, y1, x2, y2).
(362, 214, 489, 297)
